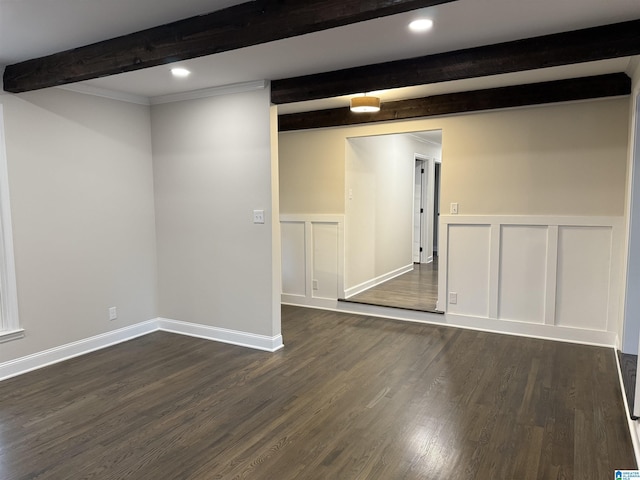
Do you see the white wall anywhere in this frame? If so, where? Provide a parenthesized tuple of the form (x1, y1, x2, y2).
(280, 99, 628, 217)
(344, 133, 440, 292)
(151, 86, 280, 339)
(623, 58, 640, 354)
(279, 128, 344, 215)
(0, 89, 158, 363)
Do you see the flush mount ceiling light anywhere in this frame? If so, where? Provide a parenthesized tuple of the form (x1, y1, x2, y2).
(409, 18, 434, 32)
(171, 67, 191, 78)
(350, 95, 381, 113)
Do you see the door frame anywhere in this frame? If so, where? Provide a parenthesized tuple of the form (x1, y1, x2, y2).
(413, 155, 432, 264)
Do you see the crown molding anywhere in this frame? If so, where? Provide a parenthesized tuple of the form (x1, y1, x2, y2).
(150, 80, 267, 105)
(54, 80, 268, 106)
(56, 83, 150, 105)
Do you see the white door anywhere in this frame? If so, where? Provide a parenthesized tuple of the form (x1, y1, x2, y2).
(413, 160, 426, 263)
(433, 161, 441, 257)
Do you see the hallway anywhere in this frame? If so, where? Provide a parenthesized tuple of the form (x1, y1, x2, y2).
(341, 259, 440, 313)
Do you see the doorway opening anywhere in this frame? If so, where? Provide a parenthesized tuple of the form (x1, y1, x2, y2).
(340, 129, 443, 313)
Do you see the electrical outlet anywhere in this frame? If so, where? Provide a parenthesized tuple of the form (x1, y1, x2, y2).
(450, 203, 459, 214)
(313, 279, 319, 290)
(449, 292, 458, 305)
(253, 210, 265, 224)
(109, 307, 118, 321)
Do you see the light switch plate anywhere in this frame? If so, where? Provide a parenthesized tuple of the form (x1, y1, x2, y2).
(450, 203, 459, 214)
(253, 210, 265, 224)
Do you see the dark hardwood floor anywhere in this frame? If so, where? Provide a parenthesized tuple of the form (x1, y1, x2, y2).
(342, 259, 440, 312)
(618, 351, 638, 420)
(0, 306, 635, 479)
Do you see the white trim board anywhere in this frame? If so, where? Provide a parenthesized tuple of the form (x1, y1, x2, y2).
(150, 80, 267, 105)
(344, 263, 414, 298)
(57, 84, 151, 105)
(0, 329, 25, 344)
(0, 320, 157, 382)
(440, 214, 623, 226)
(157, 318, 283, 352)
(445, 312, 616, 347)
(282, 296, 341, 311)
(0, 318, 283, 382)
(283, 301, 618, 348)
(0, 105, 20, 336)
(56, 80, 267, 106)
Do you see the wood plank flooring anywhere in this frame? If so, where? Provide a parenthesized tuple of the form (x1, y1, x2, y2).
(618, 351, 638, 420)
(342, 260, 440, 312)
(0, 306, 636, 479)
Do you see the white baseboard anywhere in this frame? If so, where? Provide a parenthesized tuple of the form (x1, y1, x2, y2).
(283, 301, 617, 348)
(157, 318, 284, 352)
(0, 320, 157, 382)
(0, 317, 284, 382)
(282, 295, 339, 310)
(446, 313, 617, 347)
(344, 264, 414, 298)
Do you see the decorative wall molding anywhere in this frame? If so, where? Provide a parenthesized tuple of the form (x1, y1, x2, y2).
(280, 214, 345, 301)
(57, 84, 151, 105)
(344, 263, 414, 298)
(441, 214, 623, 226)
(281, 213, 625, 348)
(150, 80, 268, 105)
(157, 318, 283, 352)
(439, 214, 624, 347)
(0, 317, 283, 382)
(57, 80, 268, 107)
(0, 329, 25, 344)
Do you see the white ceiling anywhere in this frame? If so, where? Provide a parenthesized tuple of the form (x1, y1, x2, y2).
(2, 0, 640, 112)
(0, 0, 246, 65)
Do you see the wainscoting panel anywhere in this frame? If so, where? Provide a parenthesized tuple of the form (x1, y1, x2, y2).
(281, 221, 306, 297)
(441, 215, 624, 345)
(556, 226, 612, 331)
(281, 215, 344, 305)
(312, 222, 339, 300)
(281, 213, 622, 347)
(498, 225, 548, 324)
(447, 224, 491, 317)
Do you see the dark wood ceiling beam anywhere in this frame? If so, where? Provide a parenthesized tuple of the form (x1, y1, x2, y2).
(2, 0, 458, 93)
(278, 73, 631, 131)
(272, 19, 640, 104)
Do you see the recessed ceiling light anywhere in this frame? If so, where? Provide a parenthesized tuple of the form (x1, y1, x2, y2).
(171, 68, 191, 78)
(409, 18, 434, 33)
